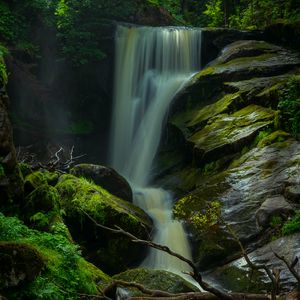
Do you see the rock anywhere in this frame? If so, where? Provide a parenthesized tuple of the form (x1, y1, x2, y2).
(172, 140, 300, 270)
(285, 186, 300, 203)
(255, 196, 294, 228)
(56, 174, 152, 274)
(201, 28, 264, 67)
(70, 164, 133, 202)
(188, 104, 275, 164)
(0, 242, 44, 289)
(224, 233, 300, 292)
(24, 170, 60, 195)
(0, 53, 23, 209)
(285, 289, 300, 300)
(113, 268, 198, 295)
(264, 21, 300, 51)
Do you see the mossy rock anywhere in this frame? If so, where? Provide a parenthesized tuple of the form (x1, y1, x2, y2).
(0, 213, 111, 299)
(209, 265, 268, 293)
(113, 268, 197, 295)
(56, 174, 152, 274)
(0, 242, 44, 289)
(188, 104, 275, 165)
(18, 162, 32, 178)
(24, 170, 60, 195)
(70, 163, 133, 202)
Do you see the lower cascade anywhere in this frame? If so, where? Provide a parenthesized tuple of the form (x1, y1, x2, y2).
(110, 25, 202, 281)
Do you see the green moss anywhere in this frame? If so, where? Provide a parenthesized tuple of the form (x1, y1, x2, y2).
(18, 162, 32, 178)
(0, 213, 110, 299)
(25, 170, 60, 191)
(0, 45, 8, 86)
(56, 174, 149, 229)
(282, 211, 300, 235)
(220, 53, 274, 67)
(187, 93, 241, 128)
(194, 66, 216, 78)
(0, 163, 5, 178)
(257, 130, 291, 148)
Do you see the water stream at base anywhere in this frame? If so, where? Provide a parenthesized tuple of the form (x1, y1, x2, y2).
(110, 25, 202, 285)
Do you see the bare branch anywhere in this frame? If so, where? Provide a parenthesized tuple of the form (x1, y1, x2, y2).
(82, 210, 234, 300)
(273, 253, 300, 289)
(226, 224, 278, 300)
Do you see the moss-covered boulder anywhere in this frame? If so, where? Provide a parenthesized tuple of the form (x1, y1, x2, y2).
(56, 174, 152, 274)
(0, 242, 44, 289)
(0, 48, 23, 211)
(188, 104, 275, 164)
(113, 268, 198, 295)
(24, 170, 60, 195)
(70, 163, 133, 202)
(0, 212, 111, 299)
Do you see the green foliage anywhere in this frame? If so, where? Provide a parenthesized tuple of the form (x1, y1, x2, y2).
(282, 211, 300, 235)
(204, 0, 224, 27)
(0, 212, 109, 299)
(0, 45, 8, 86)
(0, 163, 5, 178)
(190, 201, 221, 232)
(278, 76, 300, 139)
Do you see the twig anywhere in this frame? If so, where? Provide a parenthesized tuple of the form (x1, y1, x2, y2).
(226, 224, 278, 300)
(273, 253, 300, 289)
(82, 210, 234, 300)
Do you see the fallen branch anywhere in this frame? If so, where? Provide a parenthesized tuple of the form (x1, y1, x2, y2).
(226, 224, 279, 300)
(82, 210, 274, 300)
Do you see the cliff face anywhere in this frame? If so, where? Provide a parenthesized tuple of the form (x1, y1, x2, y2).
(0, 53, 23, 211)
(155, 35, 300, 292)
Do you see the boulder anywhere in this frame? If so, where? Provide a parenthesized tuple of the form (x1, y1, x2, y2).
(255, 196, 294, 228)
(285, 185, 300, 203)
(219, 233, 300, 292)
(172, 140, 300, 270)
(188, 104, 275, 165)
(113, 268, 198, 295)
(56, 174, 152, 274)
(70, 164, 133, 202)
(0, 242, 44, 289)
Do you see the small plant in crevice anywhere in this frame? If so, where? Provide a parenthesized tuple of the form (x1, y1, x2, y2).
(282, 211, 300, 235)
(278, 76, 300, 139)
(190, 200, 222, 232)
(269, 215, 284, 240)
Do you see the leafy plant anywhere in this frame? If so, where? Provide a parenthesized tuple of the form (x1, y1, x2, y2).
(278, 76, 300, 139)
(190, 201, 222, 232)
(282, 211, 300, 235)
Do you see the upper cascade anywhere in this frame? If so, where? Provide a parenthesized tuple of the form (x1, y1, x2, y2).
(110, 25, 202, 187)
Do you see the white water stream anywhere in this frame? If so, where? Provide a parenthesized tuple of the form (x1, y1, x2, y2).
(110, 25, 202, 282)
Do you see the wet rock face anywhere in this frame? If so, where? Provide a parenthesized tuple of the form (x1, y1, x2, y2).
(255, 196, 294, 228)
(70, 164, 133, 202)
(113, 268, 197, 295)
(0, 242, 44, 289)
(157, 38, 300, 285)
(215, 233, 300, 292)
(0, 63, 23, 209)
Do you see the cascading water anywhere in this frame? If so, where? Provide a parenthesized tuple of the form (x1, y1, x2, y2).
(110, 25, 201, 282)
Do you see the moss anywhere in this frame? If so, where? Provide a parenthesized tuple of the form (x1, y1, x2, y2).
(23, 184, 63, 232)
(0, 213, 110, 299)
(18, 163, 32, 178)
(186, 92, 241, 128)
(56, 174, 151, 274)
(282, 211, 300, 235)
(113, 268, 196, 294)
(257, 130, 291, 148)
(0, 45, 8, 86)
(0, 242, 44, 289)
(212, 265, 268, 293)
(220, 53, 274, 67)
(24, 170, 60, 193)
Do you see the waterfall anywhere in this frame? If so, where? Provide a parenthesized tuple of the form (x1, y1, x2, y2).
(110, 25, 201, 282)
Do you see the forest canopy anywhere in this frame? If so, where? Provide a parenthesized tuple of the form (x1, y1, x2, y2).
(0, 0, 299, 64)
